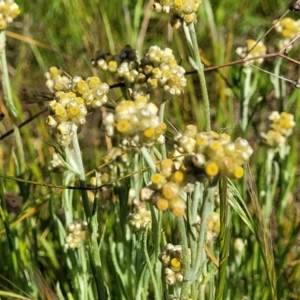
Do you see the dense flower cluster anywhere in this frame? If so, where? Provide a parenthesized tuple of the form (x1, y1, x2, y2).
(140, 158, 187, 216)
(92, 45, 186, 96)
(140, 126, 252, 216)
(274, 17, 300, 51)
(45, 66, 70, 93)
(65, 220, 89, 249)
(91, 45, 138, 83)
(174, 125, 253, 180)
(128, 204, 152, 231)
(261, 111, 295, 150)
(103, 88, 166, 147)
(46, 76, 109, 147)
(159, 244, 187, 285)
(153, 0, 202, 28)
(0, 0, 20, 30)
(236, 39, 267, 66)
(206, 212, 220, 244)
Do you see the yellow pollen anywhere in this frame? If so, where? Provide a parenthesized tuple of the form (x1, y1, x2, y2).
(159, 122, 167, 132)
(172, 170, 185, 185)
(75, 97, 84, 105)
(233, 166, 244, 179)
(170, 258, 181, 271)
(88, 76, 101, 87)
(144, 127, 155, 139)
(151, 173, 165, 185)
(149, 78, 158, 87)
(282, 29, 291, 37)
(196, 136, 208, 146)
(162, 70, 171, 78)
(171, 206, 185, 217)
(174, 0, 183, 7)
(205, 162, 219, 176)
(279, 119, 292, 129)
(55, 106, 66, 117)
(162, 184, 177, 200)
(108, 61, 118, 73)
(169, 75, 179, 84)
(183, 13, 196, 24)
(209, 131, 219, 138)
(116, 120, 131, 133)
(77, 80, 89, 94)
(49, 66, 59, 74)
(208, 140, 222, 151)
(155, 198, 169, 211)
(68, 107, 80, 117)
(161, 159, 173, 169)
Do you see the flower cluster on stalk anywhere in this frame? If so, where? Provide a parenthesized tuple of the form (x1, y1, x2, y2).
(65, 220, 89, 249)
(174, 125, 253, 180)
(159, 243, 187, 286)
(140, 125, 252, 216)
(103, 88, 166, 148)
(236, 39, 267, 66)
(45, 66, 71, 93)
(92, 45, 186, 96)
(0, 0, 20, 30)
(140, 158, 187, 216)
(153, 0, 202, 28)
(260, 111, 295, 151)
(274, 17, 300, 51)
(46, 75, 109, 147)
(128, 204, 152, 231)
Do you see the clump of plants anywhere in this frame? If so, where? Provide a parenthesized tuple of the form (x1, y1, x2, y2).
(0, 0, 299, 299)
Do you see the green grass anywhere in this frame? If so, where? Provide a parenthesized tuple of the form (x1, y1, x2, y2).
(0, 0, 300, 299)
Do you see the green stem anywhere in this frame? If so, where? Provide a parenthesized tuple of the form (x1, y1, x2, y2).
(62, 171, 75, 225)
(69, 125, 107, 298)
(183, 22, 211, 131)
(193, 187, 214, 276)
(0, 31, 19, 118)
(241, 67, 253, 132)
(143, 226, 160, 300)
(0, 31, 25, 174)
(140, 146, 157, 173)
(159, 100, 167, 160)
(216, 176, 230, 300)
(178, 216, 192, 300)
(264, 150, 278, 221)
(188, 182, 202, 262)
(71, 125, 91, 218)
(270, 57, 283, 102)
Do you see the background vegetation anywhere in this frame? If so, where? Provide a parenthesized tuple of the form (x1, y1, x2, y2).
(0, 0, 299, 299)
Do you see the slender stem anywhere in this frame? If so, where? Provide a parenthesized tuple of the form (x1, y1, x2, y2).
(216, 176, 229, 300)
(143, 226, 160, 300)
(71, 125, 91, 218)
(69, 124, 107, 298)
(62, 171, 75, 225)
(159, 100, 167, 160)
(241, 67, 253, 132)
(193, 187, 214, 275)
(0, 31, 18, 118)
(183, 22, 211, 131)
(0, 32, 25, 174)
(264, 150, 278, 221)
(188, 183, 202, 262)
(178, 216, 192, 300)
(140, 146, 157, 173)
